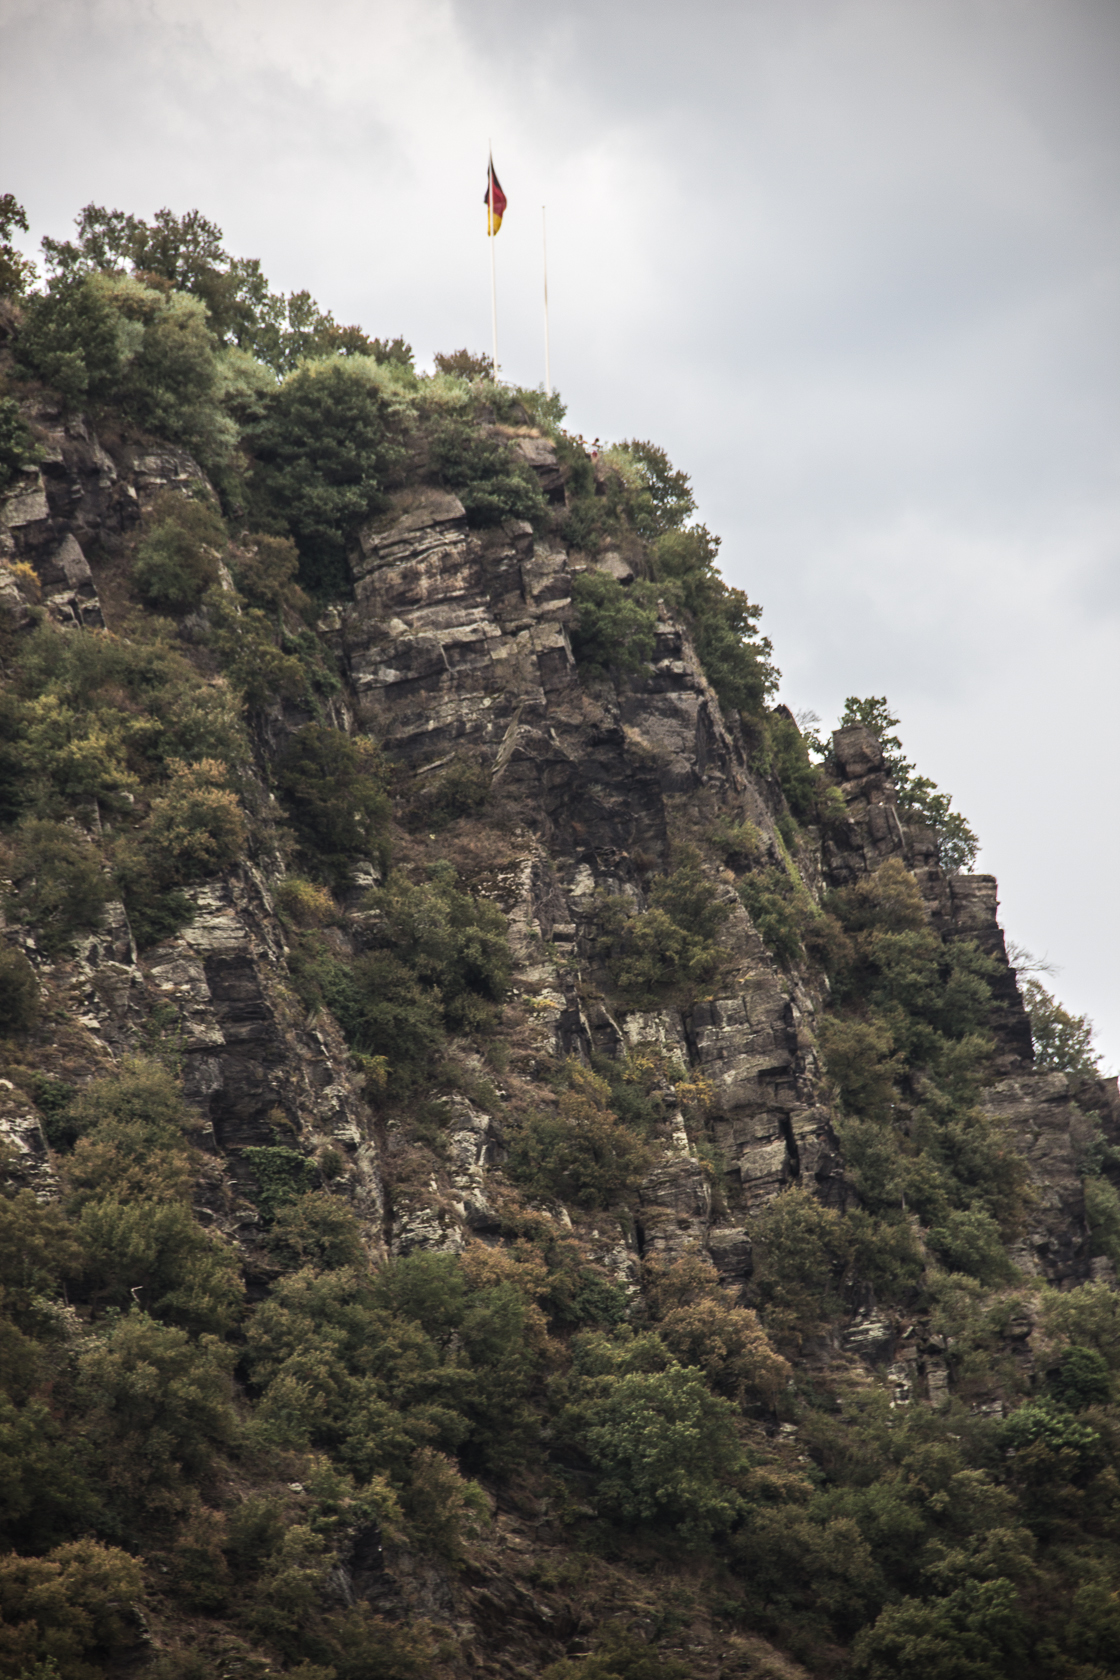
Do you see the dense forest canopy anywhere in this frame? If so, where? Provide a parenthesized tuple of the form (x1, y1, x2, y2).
(0, 199, 1116, 1680)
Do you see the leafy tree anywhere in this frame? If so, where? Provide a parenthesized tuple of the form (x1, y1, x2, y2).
(1019, 975, 1101, 1075)
(0, 1539, 144, 1678)
(15, 273, 125, 409)
(0, 193, 35, 296)
(132, 490, 227, 616)
(38, 201, 393, 375)
(1047, 1344, 1112, 1410)
(428, 415, 546, 528)
(643, 1257, 791, 1406)
(570, 571, 658, 672)
(246, 360, 409, 595)
(74, 1313, 237, 1518)
(737, 866, 803, 964)
(563, 1333, 747, 1541)
(613, 440, 696, 537)
(652, 525, 777, 715)
(851, 1575, 1029, 1680)
(276, 723, 390, 886)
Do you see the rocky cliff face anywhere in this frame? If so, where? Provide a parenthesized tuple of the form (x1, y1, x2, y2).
(1, 406, 1109, 1321)
(1, 399, 1116, 1678)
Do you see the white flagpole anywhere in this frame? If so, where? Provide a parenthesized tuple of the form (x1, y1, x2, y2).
(542, 204, 551, 397)
(488, 147, 498, 381)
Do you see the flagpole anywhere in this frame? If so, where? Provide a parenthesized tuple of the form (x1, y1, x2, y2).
(542, 205, 551, 397)
(488, 146, 498, 381)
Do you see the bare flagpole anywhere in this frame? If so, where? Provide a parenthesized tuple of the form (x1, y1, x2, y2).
(542, 205, 551, 397)
(488, 146, 498, 380)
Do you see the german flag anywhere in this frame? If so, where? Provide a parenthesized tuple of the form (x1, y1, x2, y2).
(484, 158, 507, 235)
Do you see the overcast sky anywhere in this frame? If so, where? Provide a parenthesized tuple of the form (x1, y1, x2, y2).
(3, 0, 1118, 1066)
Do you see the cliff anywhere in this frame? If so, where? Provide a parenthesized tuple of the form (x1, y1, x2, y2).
(0, 358, 1118, 1680)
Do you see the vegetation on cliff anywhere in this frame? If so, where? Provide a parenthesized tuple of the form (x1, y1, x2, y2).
(0, 199, 1116, 1680)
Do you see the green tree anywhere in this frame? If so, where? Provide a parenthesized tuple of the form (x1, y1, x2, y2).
(0, 1539, 144, 1679)
(132, 491, 227, 616)
(566, 1336, 746, 1541)
(74, 1313, 237, 1518)
(570, 571, 658, 673)
(246, 360, 410, 595)
(429, 416, 546, 528)
(276, 724, 390, 887)
(1019, 976, 1101, 1075)
(0, 194, 36, 296)
(506, 1062, 653, 1210)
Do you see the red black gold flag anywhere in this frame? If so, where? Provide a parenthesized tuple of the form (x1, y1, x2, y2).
(484, 159, 507, 235)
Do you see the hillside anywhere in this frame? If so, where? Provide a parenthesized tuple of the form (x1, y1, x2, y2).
(0, 202, 1119, 1680)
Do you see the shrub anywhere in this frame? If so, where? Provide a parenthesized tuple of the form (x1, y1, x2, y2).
(5, 818, 110, 954)
(0, 1539, 144, 1679)
(276, 724, 389, 887)
(737, 867, 802, 964)
(0, 946, 39, 1034)
(926, 1207, 1015, 1285)
(406, 756, 490, 832)
(265, 1192, 368, 1271)
(432, 348, 493, 379)
(203, 586, 308, 710)
(707, 816, 762, 866)
(506, 1062, 653, 1210)
(541, 1628, 690, 1680)
(275, 875, 336, 927)
(575, 1354, 746, 1541)
(362, 863, 511, 1035)
(0, 398, 38, 493)
(322, 949, 445, 1094)
(75, 1313, 237, 1516)
(132, 491, 226, 616)
(241, 1146, 316, 1220)
(142, 758, 247, 882)
(246, 359, 411, 596)
(748, 1186, 852, 1348)
(601, 856, 730, 1001)
(570, 570, 658, 673)
(1084, 1173, 1120, 1272)
(429, 416, 546, 528)
(230, 532, 309, 617)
